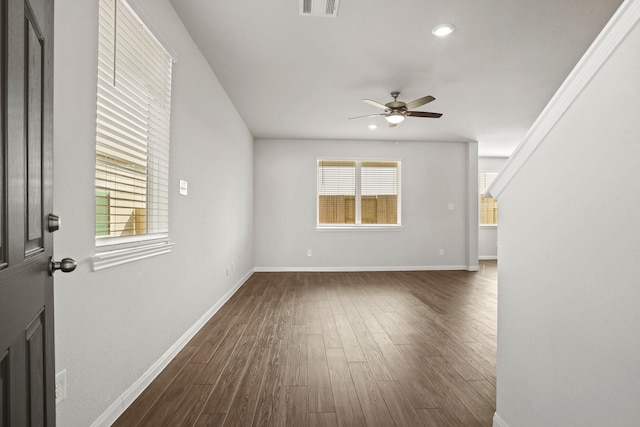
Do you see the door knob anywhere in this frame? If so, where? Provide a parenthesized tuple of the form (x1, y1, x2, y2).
(50, 257, 77, 274)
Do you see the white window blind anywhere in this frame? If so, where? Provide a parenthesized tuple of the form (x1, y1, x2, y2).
(317, 161, 356, 224)
(95, 0, 173, 243)
(317, 160, 400, 226)
(361, 161, 399, 225)
(480, 172, 498, 225)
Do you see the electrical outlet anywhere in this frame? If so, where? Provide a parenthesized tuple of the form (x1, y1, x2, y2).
(55, 370, 67, 404)
(439, 249, 445, 255)
(307, 249, 312, 257)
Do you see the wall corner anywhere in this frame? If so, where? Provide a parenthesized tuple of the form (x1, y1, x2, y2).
(467, 141, 479, 269)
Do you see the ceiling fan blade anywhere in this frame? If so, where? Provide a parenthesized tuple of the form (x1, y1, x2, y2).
(348, 113, 384, 120)
(362, 99, 389, 110)
(405, 95, 435, 111)
(406, 111, 442, 118)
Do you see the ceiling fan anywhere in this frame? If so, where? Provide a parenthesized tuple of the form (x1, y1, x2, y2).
(349, 91, 442, 127)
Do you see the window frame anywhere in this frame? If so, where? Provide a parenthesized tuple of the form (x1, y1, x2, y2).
(92, 0, 174, 270)
(316, 158, 402, 231)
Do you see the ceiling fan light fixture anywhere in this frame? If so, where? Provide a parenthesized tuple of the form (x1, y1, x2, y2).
(385, 113, 405, 124)
(432, 23, 455, 37)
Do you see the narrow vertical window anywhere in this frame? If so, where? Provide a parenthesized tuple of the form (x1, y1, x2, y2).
(95, 0, 173, 245)
(480, 172, 498, 225)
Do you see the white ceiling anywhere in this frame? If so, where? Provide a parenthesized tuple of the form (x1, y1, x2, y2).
(169, 0, 622, 157)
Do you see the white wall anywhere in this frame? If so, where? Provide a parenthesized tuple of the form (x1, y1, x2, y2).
(478, 157, 508, 259)
(53, 0, 254, 425)
(493, 6, 640, 427)
(254, 139, 478, 270)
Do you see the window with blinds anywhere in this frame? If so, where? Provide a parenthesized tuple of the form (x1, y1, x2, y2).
(480, 172, 498, 225)
(95, 0, 173, 244)
(317, 160, 400, 226)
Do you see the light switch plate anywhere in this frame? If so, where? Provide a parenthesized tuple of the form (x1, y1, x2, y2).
(179, 180, 188, 196)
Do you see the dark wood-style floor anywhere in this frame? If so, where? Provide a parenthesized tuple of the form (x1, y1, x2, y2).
(114, 262, 497, 427)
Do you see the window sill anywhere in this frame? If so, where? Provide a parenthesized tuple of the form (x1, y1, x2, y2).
(92, 238, 174, 271)
(480, 224, 498, 228)
(316, 225, 403, 232)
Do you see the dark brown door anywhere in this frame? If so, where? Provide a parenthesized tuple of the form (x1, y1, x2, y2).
(0, 0, 56, 425)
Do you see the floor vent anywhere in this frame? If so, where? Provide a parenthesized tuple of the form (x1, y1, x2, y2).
(299, 0, 340, 17)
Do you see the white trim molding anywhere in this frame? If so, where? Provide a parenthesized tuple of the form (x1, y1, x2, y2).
(254, 265, 473, 272)
(89, 269, 254, 427)
(493, 412, 509, 427)
(92, 239, 175, 271)
(316, 225, 403, 232)
(487, 0, 640, 200)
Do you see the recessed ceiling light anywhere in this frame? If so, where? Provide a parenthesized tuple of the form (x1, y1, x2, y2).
(368, 124, 378, 130)
(432, 23, 455, 37)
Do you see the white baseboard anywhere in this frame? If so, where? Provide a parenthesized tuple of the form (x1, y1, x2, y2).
(253, 265, 472, 272)
(89, 269, 254, 427)
(493, 412, 509, 427)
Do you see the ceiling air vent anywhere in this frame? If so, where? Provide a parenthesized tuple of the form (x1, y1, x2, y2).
(300, 0, 340, 17)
